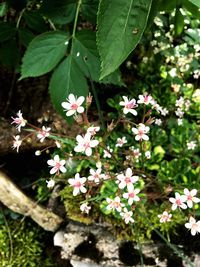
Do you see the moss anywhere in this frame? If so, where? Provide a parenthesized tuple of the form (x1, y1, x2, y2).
(0, 220, 54, 267)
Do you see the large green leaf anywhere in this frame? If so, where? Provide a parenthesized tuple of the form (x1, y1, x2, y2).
(23, 11, 48, 33)
(0, 2, 8, 17)
(73, 30, 124, 86)
(21, 31, 69, 79)
(0, 22, 16, 42)
(82, 0, 99, 24)
(40, 0, 77, 24)
(97, 0, 152, 79)
(188, 0, 200, 7)
(49, 55, 89, 119)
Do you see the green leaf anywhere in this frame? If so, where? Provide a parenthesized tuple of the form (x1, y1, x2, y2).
(73, 30, 124, 85)
(0, 22, 16, 42)
(0, 39, 20, 69)
(49, 55, 88, 119)
(23, 11, 48, 33)
(174, 7, 184, 36)
(21, 31, 69, 79)
(0, 2, 8, 17)
(97, 0, 152, 79)
(82, 0, 99, 24)
(183, 0, 200, 19)
(40, 0, 77, 24)
(188, 0, 200, 7)
(18, 28, 35, 47)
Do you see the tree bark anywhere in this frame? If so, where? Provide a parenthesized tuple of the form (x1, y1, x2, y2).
(0, 171, 63, 231)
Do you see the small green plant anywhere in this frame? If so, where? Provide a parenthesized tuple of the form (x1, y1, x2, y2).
(0, 216, 54, 267)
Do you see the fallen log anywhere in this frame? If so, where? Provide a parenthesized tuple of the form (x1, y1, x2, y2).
(0, 170, 63, 231)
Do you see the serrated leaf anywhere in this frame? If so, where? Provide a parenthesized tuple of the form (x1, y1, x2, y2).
(40, 0, 77, 24)
(21, 31, 69, 79)
(188, 0, 200, 7)
(73, 30, 124, 86)
(0, 22, 16, 42)
(49, 55, 88, 120)
(97, 0, 152, 79)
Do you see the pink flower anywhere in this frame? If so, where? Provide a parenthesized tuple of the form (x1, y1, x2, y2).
(68, 173, 87, 196)
(169, 192, 187, 210)
(119, 96, 138, 116)
(158, 211, 172, 223)
(137, 93, 152, 105)
(12, 135, 22, 153)
(185, 217, 200, 236)
(47, 155, 66, 175)
(120, 208, 135, 224)
(132, 123, 150, 141)
(61, 94, 85, 117)
(116, 137, 127, 147)
(106, 196, 124, 212)
(11, 110, 27, 132)
(183, 188, 200, 208)
(80, 203, 91, 214)
(88, 168, 105, 183)
(123, 185, 140, 205)
(87, 126, 100, 136)
(74, 133, 99, 156)
(37, 126, 51, 142)
(103, 146, 113, 158)
(116, 168, 139, 189)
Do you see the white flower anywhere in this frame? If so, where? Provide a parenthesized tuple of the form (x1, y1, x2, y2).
(131, 147, 141, 161)
(160, 107, 169, 116)
(46, 179, 55, 189)
(169, 68, 177, 77)
(177, 118, 183, 125)
(116, 168, 139, 189)
(103, 146, 113, 158)
(12, 135, 22, 153)
(88, 168, 105, 183)
(119, 96, 138, 116)
(47, 155, 66, 175)
(176, 97, 184, 108)
(175, 108, 184, 118)
(155, 119, 162, 126)
(80, 203, 91, 214)
(68, 173, 87, 196)
(183, 188, 200, 208)
(37, 126, 51, 142)
(106, 196, 124, 212)
(11, 110, 27, 132)
(132, 123, 150, 141)
(158, 211, 172, 223)
(123, 185, 140, 205)
(87, 126, 100, 136)
(145, 151, 151, 159)
(120, 208, 135, 224)
(61, 94, 85, 117)
(74, 133, 99, 156)
(137, 93, 152, 105)
(169, 192, 187, 210)
(116, 137, 127, 147)
(187, 141, 197, 150)
(185, 217, 200, 236)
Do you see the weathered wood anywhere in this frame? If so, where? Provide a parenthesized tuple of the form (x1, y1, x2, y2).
(0, 171, 63, 231)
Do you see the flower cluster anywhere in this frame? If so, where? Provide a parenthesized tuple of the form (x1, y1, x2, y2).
(11, 91, 199, 236)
